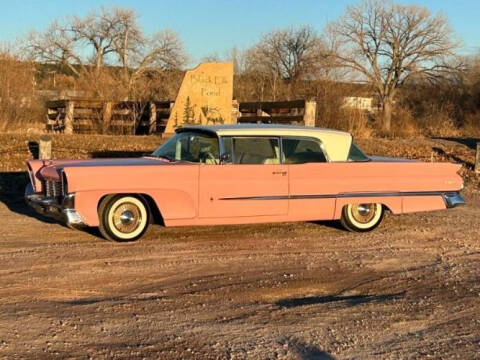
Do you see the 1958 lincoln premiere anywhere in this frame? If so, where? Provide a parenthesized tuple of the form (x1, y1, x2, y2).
(25, 124, 465, 242)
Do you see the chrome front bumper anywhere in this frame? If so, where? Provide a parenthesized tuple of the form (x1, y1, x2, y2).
(442, 192, 466, 209)
(25, 186, 85, 228)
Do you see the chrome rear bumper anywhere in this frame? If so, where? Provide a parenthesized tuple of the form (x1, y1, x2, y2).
(25, 185, 85, 228)
(442, 192, 466, 209)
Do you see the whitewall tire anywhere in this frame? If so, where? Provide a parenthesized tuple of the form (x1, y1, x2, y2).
(98, 195, 150, 242)
(340, 203, 384, 232)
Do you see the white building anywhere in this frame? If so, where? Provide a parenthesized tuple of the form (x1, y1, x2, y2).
(342, 96, 374, 111)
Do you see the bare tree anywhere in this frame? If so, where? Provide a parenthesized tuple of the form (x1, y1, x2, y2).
(253, 26, 326, 97)
(244, 44, 281, 100)
(116, 29, 187, 95)
(328, 0, 459, 131)
(27, 20, 84, 76)
(139, 30, 187, 71)
(27, 6, 187, 100)
(108, 8, 142, 74)
(201, 52, 222, 63)
(70, 7, 135, 71)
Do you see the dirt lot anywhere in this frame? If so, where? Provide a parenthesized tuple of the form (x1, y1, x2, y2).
(0, 135, 479, 359)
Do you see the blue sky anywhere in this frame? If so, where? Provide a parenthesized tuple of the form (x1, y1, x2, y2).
(2, 0, 479, 63)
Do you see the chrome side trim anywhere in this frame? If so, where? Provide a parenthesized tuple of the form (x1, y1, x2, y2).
(219, 190, 465, 203)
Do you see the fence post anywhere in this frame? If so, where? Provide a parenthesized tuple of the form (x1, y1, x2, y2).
(39, 135, 52, 160)
(231, 99, 239, 124)
(103, 101, 113, 134)
(476, 142, 480, 174)
(64, 101, 74, 134)
(149, 102, 157, 134)
(304, 100, 317, 127)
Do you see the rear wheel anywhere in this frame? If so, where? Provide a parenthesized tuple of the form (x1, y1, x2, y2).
(98, 195, 150, 242)
(340, 203, 384, 232)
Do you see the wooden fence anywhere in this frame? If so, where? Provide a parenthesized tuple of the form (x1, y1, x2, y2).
(46, 99, 174, 135)
(45, 98, 317, 134)
(237, 99, 316, 127)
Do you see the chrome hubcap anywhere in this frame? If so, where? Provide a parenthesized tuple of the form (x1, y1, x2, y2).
(112, 203, 141, 233)
(351, 203, 376, 223)
(119, 210, 135, 225)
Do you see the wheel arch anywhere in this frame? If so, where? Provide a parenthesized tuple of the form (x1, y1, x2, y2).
(334, 196, 402, 219)
(97, 193, 164, 226)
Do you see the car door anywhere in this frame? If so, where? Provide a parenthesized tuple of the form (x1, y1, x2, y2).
(199, 136, 288, 218)
(283, 137, 336, 221)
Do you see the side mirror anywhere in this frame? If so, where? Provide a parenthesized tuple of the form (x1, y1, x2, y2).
(220, 153, 231, 164)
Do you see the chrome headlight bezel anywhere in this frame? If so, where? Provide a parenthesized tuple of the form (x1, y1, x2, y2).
(62, 193, 75, 209)
(61, 171, 68, 196)
(27, 163, 36, 192)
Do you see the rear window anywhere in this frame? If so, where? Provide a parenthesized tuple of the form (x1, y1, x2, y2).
(347, 142, 370, 162)
(282, 138, 327, 164)
(231, 137, 280, 164)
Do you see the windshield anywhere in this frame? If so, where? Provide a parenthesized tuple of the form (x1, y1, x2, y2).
(347, 141, 370, 162)
(151, 132, 220, 164)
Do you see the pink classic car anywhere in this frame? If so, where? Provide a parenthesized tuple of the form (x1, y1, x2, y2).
(25, 124, 465, 242)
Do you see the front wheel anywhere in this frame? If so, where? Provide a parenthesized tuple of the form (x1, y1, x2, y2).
(98, 195, 150, 242)
(340, 203, 384, 232)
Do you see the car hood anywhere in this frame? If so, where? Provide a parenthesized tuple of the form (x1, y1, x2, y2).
(39, 157, 167, 181)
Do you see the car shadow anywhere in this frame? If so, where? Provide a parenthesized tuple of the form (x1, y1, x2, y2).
(310, 220, 346, 231)
(279, 337, 337, 360)
(431, 147, 474, 170)
(433, 137, 479, 150)
(0, 171, 73, 229)
(89, 150, 152, 158)
(0, 171, 56, 221)
(275, 292, 405, 309)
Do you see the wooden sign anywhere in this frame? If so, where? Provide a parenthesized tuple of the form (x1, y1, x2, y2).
(164, 62, 234, 133)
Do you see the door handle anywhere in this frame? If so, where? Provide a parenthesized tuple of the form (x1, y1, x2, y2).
(272, 171, 287, 176)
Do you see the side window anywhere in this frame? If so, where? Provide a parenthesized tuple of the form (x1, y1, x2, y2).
(231, 137, 280, 164)
(347, 141, 370, 162)
(154, 132, 219, 163)
(282, 138, 327, 164)
(195, 134, 220, 164)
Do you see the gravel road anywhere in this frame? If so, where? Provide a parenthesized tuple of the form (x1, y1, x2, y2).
(0, 186, 479, 359)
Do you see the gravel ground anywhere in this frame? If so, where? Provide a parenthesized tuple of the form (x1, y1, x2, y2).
(0, 185, 478, 359)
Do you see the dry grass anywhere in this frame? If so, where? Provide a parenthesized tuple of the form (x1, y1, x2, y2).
(0, 134, 164, 172)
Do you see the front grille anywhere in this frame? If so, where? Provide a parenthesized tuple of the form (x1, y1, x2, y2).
(44, 180, 63, 197)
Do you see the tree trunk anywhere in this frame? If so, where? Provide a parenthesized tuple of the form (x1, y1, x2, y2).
(149, 102, 157, 134)
(122, 29, 130, 82)
(381, 98, 392, 132)
(96, 52, 103, 72)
